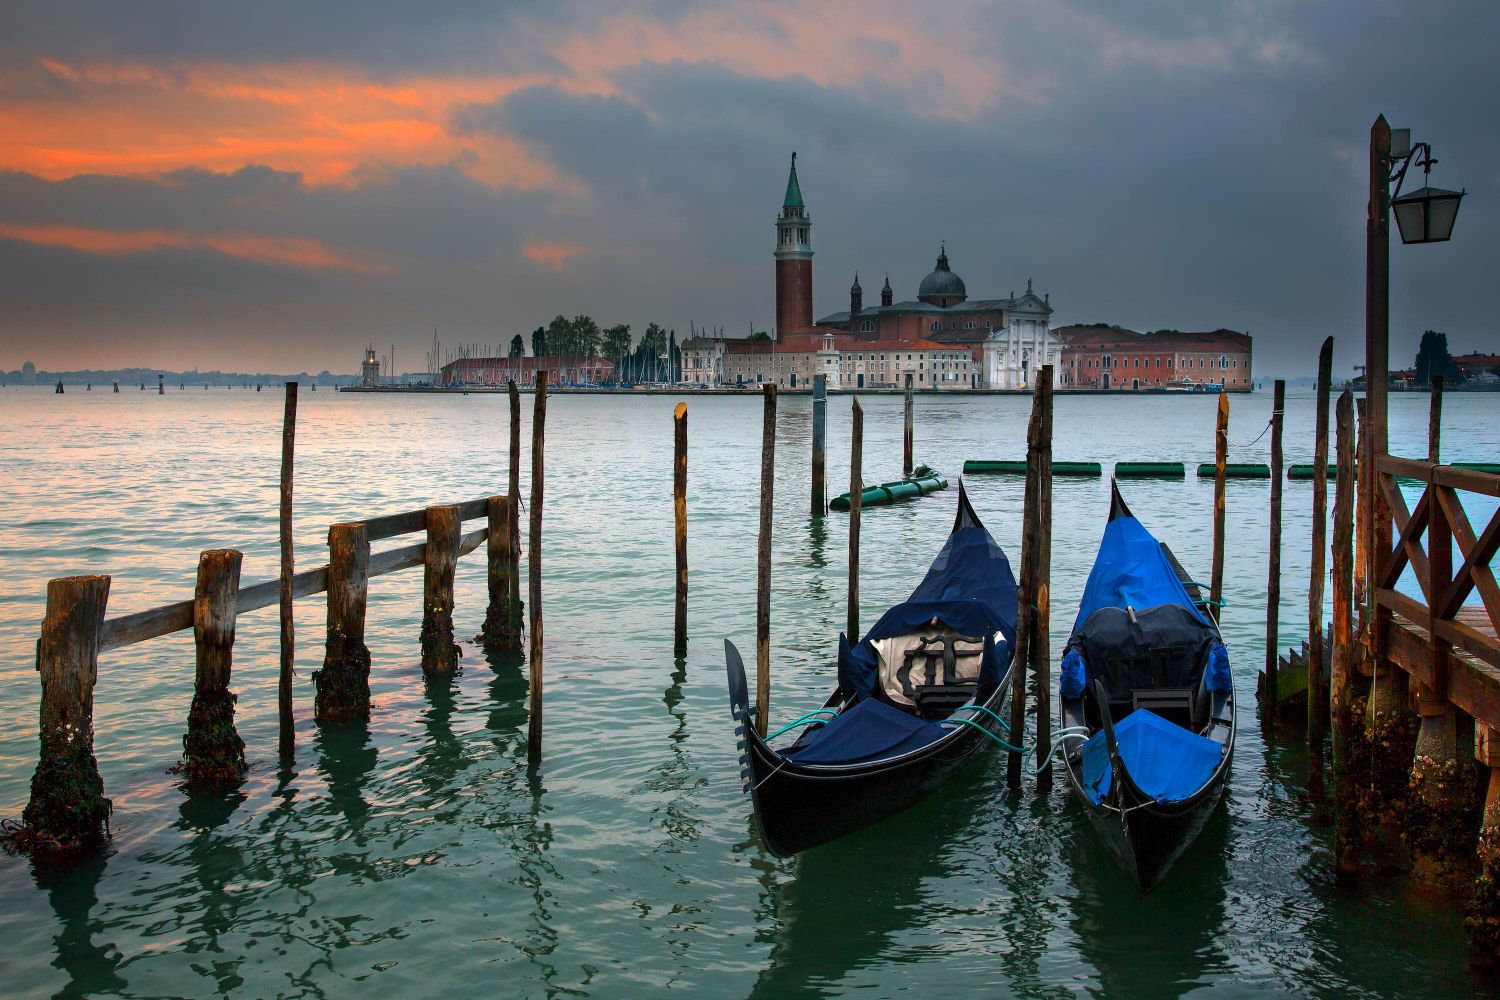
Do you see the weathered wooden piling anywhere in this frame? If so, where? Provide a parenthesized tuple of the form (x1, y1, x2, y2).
(482, 493, 512, 647)
(756, 384, 777, 735)
(528, 371, 547, 758)
(20, 576, 112, 857)
(674, 402, 689, 656)
(1309, 340, 1332, 794)
(421, 505, 462, 675)
(811, 374, 826, 515)
(848, 398, 863, 641)
(1263, 379, 1285, 731)
(182, 549, 247, 789)
(1008, 385, 1044, 789)
(1209, 392, 1228, 623)
(279, 381, 297, 748)
(902, 374, 914, 479)
(1330, 387, 1362, 872)
(1407, 374, 1474, 885)
(1033, 367, 1055, 795)
(315, 522, 371, 723)
(1469, 723, 1500, 959)
(508, 380, 523, 639)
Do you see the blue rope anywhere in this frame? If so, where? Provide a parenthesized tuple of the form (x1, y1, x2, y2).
(767, 709, 838, 741)
(948, 702, 1014, 732)
(941, 716, 1025, 754)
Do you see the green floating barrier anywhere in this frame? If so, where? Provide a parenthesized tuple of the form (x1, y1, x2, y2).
(830, 467, 948, 511)
(1197, 463, 1271, 479)
(963, 460, 1101, 476)
(1287, 464, 1338, 481)
(1456, 462, 1500, 476)
(1114, 462, 1185, 478)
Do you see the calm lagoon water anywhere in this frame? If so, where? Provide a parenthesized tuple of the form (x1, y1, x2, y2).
(1, 384, 1496, 997)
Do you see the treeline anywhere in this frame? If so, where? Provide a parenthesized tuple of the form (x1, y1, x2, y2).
(522, 314, 684, 383)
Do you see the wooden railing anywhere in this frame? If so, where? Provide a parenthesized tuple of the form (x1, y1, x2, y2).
(1374, 456, 1500, 672)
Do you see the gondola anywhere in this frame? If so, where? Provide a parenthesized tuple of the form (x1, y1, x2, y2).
(725, 483, 1018, 857)
(1059, 482, 1235, 891)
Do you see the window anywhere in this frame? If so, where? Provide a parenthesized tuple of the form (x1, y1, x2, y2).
(930, 322, 940, 333)
(860, 320, 874, 333)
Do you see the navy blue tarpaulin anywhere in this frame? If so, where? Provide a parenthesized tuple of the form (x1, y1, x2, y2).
(837, 506, 1017, 700)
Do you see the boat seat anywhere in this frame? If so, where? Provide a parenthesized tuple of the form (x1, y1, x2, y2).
(1131, 688, 1195, 730)
(875, 628, 984, 717)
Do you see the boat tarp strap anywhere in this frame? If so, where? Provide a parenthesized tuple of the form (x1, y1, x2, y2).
(837, 521, 1018, 700)
(781, 697, 947, 765)
(1079, 708, 1222, 805)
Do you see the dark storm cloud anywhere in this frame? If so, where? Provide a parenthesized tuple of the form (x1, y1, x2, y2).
(1, 0, 1497, 374)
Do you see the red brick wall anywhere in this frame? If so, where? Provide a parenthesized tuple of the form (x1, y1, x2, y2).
(776, 258, 813, 336)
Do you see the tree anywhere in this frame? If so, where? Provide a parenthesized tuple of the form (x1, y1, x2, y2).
(572, 314, 601, 360)
(531, 325, 546, 357)
(601, 323, 631, 363)
(748, 331, 773, 342)
(635, 323, 668, 383)
(546, 314, 572, 360)
(1414, 330, 1462, 386)
(668, 330, 679, 383)
(509, 334, 524, 358)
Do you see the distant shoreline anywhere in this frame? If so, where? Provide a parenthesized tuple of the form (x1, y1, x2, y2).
(336, 385, 1258, 396)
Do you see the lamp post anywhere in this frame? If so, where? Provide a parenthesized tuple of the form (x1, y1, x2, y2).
(1363, 113, 1465, 645)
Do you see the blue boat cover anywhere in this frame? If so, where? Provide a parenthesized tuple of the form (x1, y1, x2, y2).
(1079, 708, 1223, 805)
(782, 697, 947, 765)
(1071, 514, 1210, 632)
(837, 516, 1017, 699)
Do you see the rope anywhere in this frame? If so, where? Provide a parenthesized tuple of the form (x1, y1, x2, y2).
(948, 702, 1014, 732)
(940, 716, 1025, 754)
(766, 709, 838, 741)
(1220, 407, 1282, 450)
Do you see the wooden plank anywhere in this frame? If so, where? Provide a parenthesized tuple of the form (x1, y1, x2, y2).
(1439, 492, 1500, 623)
(674, 402, 688, 655)
(1435, 464, 1500, 498)
(1376, 477, 1429, 597)
(1379, 454, 1429, 481)
(1209, 392, 1229, 623)
(528, 371, 547, 758)
(357, 496, 489, 541)
(1387, 617, 1500, 728)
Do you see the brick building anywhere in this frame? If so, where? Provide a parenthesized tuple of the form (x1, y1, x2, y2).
(1057, 326, 1253, 391)
(440, 355, 614, 388)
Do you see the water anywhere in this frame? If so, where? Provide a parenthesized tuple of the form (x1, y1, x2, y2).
(0, 384, 1495, 997)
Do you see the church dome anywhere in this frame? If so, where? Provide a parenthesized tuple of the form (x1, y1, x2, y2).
(917, 245, 966, 305)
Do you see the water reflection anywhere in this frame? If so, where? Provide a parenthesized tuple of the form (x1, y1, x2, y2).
(314, 721, 379, 837)
(1064, 802, 1231, 997)
(173, 789, 250, 993)
(749, 769, 988, 998)
(33, 851, 125, 998)
(806, 514, 828, 571)
(647, 656, 700, 849)
(419, 671, 466, 803)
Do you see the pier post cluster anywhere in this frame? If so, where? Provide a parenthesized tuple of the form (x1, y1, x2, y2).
(10, 379, 538, 863)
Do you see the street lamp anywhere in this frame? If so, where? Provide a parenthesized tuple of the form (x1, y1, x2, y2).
(1387, 127, 1466, 244)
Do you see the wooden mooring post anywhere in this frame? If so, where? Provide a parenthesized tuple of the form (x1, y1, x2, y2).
(811, 374, 826, 515)
(1407, 374, 1472, 886)
(903, 374, 914, 479)
(1309, 339, 1332, 794)
(1008, 379, 1046, 789)
(315, 522, 371, 723)
(19, 576, 112, 857)
(756, 384, 777, 735)
(278, 381, 297, 749)
(182, 549, 247, 789)
(1209, 393, 1229, 623)
(1263, 378, 1285, 732)
(674, 402, 688, 656)
(847, 398, 862, 641)
(1471, 723, 1500, 960)
(421, 505, 462, 675)
(528, 371, 547, 759)
(1330, 387, 1362, 873)
(481, 380, 522, 650)
(1033, 367, 1055, 795)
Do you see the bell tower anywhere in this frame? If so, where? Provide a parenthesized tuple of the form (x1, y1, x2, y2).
(774, 152, 813, 337)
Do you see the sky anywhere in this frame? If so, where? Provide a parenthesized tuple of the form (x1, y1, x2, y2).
(1, 1, 1496, 378)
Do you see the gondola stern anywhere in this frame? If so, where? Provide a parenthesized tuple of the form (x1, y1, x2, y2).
(724, 639, 758, 797)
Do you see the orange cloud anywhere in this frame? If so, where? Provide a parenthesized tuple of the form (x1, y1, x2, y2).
(0, 222, 390, 273)
(521, 240, 587, 271)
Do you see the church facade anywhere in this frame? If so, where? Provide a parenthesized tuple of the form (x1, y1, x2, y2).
(707, 155, 1058, 390)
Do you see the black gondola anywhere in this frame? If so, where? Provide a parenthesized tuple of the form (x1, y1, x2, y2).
(725, 484, 1018, 857)
(1059, 482, 1235, 891)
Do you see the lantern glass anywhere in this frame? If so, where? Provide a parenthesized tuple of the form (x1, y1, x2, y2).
(1392, 186, 1465, 244)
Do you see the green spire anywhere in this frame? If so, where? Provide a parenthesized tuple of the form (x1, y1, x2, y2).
(783, 152, 804, 209)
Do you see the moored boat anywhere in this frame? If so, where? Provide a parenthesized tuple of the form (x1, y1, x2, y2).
(725, 484, 1017, 856)
(1058, 483, 1235, 890)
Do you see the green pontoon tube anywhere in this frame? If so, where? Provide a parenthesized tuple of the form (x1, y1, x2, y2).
(1196, 463, 1271, 479)
(963, 460, 1102, 476)
(829, 465, 947, 511)
(1114, 462, 1185, 479)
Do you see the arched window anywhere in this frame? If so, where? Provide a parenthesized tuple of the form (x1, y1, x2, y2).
(860, 320, 874, 333)
(930, 321, 940, 333)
